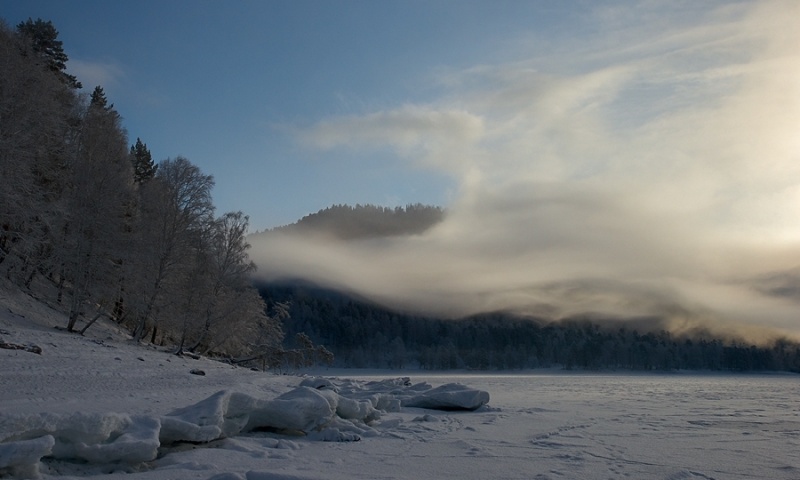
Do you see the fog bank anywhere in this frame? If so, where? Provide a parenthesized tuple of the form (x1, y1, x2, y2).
(251, 1, 800, 342)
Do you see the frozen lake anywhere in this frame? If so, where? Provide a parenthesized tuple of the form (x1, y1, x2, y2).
(329, 372, 800, 479)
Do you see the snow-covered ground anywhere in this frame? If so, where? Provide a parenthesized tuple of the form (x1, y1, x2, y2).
(2, 282, 799, 479)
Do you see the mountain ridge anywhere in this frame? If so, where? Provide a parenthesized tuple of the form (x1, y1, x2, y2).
(251, 203, 444, 240)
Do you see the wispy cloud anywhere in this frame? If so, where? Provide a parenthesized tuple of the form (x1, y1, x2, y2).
(68, 58, 126, 90)
(297, 105, 484, 174)
(300, 105, 484, 150)
(254, 1, 800, 341)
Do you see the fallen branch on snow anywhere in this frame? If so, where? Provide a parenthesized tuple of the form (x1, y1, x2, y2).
(0, 341, 41, 354)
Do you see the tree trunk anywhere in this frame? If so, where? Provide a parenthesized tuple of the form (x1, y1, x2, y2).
(57, 275, 65, 304)
(79, 311, 104, 335)
(133, 291, 157, 341)
(66, 310, 79, 332)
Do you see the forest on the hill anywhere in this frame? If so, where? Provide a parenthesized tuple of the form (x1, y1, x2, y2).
(0, 18, 287, 363)
(260, 284, 800, 372)
(254, 203, 445, 240)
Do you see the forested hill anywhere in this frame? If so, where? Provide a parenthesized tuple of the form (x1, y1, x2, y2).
(251, 203, 800, 373)
(258, 283, 800, 372)
(0, 19, 284, 362)
(254, 204, 444, 240)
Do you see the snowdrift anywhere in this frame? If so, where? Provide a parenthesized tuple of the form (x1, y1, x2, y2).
(0, 376, 489, 478)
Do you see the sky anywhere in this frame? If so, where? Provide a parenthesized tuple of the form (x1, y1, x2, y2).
(3, 1, 800, 339)
(2, 0, 576, 230)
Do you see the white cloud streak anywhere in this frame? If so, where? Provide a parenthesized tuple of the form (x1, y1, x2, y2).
(254, 1, 800, 341)
(68, 59, 126, 90)
(301, 105, 484, 150)
(298, 105, 485, 174)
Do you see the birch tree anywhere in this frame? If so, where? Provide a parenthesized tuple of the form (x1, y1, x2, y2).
(179, 212, 259, 353)
(56, 89, 133, 331)
(0, 22, 73, 285)
(127, 156, 214, 342)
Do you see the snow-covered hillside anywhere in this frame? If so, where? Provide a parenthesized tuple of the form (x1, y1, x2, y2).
(0, 282, 488, 479)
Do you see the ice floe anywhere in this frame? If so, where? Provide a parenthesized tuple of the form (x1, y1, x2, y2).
(0, 377, 489, 477)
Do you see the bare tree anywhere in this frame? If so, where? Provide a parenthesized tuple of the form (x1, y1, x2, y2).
(127, 156, 215, 342)
(162, 211, 273, 356)
(0, 22, 73, 284)
(183, 212, 256, 351)
(1, 21, 285, 360)
(55, 91, 134, 331)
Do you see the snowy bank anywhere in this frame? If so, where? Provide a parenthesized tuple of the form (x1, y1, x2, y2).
(0, 377, 489, 478)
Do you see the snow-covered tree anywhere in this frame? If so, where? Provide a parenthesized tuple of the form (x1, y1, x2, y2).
(179, 212, 256, 352)
(56, 92, 133, 331)
(127, 156, 215, 342)
(1, 19, 284, 358)
(0, 22, 73, 285)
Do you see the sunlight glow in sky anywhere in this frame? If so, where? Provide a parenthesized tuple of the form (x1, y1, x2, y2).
(3, 1, 800, 338)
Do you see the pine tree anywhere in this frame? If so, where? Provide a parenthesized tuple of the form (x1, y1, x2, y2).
(130, 138, 157, 184)
(16, 18, 81, 89)
(89, 85, 113, 111)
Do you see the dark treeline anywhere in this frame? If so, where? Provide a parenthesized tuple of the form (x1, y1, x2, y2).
(259, 284, 800, 373)
(257, 203, 445, 240)
(0, 19, 285, 362)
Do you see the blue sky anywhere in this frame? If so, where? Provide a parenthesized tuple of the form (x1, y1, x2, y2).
(4, 1, 800, 336)
(3, 0, 591, 230)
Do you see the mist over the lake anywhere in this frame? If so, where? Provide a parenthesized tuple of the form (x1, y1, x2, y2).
(251, 1, 800, 342)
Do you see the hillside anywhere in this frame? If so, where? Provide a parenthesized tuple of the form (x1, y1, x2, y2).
(249, 205, 800, 373)
(0, 279, 492, 479)
(254, 203, 444, 240)
(257, 283, 800, 372)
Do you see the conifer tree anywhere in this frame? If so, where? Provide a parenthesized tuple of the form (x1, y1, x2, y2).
(130, 138, 157, 184)
(89, 85, 113, 111)
(16, 18, 81, 89)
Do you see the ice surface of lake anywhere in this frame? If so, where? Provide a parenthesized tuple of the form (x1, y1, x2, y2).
(330, 372, 800, 479)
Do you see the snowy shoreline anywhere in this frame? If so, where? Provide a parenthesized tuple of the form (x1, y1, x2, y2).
(1, 376, 490, 478)
(306, 366, 800, 377)
(2, 285, 493, 478)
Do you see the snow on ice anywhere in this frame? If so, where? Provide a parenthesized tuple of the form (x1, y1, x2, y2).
(1, 378, 488, 477)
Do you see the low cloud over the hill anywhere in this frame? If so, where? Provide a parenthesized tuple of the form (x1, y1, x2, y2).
(251, 1, 800, 342)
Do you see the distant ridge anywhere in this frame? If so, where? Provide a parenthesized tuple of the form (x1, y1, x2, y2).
(254, 203, 444, 240)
